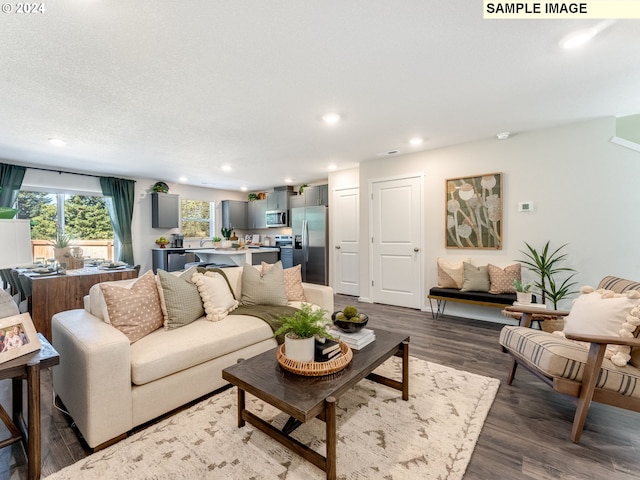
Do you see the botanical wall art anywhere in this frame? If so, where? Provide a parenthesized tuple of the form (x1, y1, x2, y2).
(445, 172, 502, 249)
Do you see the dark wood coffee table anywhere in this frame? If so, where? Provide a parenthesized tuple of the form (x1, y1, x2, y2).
(221, 328, 410, 480)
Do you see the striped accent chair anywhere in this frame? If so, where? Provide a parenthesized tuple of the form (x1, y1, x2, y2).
(499, 276, 640, 442)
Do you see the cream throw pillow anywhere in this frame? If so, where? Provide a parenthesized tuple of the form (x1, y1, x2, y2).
(562, 287, 640, 366)
(241, 261, 288, 306)
(436, 257, 470, 289)
(488, 263, 521, 294)
(192, 271, 239, 322)
(99, 270, 164, 343)
(262, 261, 306, 301)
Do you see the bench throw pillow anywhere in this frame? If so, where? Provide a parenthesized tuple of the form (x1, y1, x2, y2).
(561, 286, 640, 366)
(192, 271, 239, 322)
(262, 261, 306, 302)
(488, 263, 521, 294)
(461, 262, 490, 292)
(241, 261, 288, 306)
(156, 267, 204, 330)
(436, 257, 470, 289)
(99, 270, 164, 343)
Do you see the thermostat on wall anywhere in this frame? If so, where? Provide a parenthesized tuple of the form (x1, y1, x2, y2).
(519, 201, 534, 213)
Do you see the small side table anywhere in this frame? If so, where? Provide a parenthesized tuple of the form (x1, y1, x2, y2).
(0, 334, 60, 480)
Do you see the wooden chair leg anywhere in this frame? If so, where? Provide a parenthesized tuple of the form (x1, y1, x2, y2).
(570, 342, 607, 443)
(507, 358, 518, 385)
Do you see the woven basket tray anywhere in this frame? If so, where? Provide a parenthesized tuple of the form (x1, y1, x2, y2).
(277, 341, 353, 376)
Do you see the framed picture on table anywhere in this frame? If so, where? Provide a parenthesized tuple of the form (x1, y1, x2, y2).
(0, 313, 41, 364)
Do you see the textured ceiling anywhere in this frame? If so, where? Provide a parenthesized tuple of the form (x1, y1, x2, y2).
(1, 2, 639, 191)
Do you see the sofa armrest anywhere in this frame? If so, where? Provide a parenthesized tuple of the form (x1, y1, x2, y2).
(302, 282, 334, 313)
(52, 309, 133, 449)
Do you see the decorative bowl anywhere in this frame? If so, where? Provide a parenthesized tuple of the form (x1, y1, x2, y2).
(331, 311, 369, 333)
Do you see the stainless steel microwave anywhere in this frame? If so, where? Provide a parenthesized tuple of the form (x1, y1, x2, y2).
(266, 210, 287, 228)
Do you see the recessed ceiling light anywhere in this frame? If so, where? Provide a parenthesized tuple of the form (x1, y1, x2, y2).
(284, 177, 293, 184)
(178, 176, 188, 183)
(409, 137, 424, 146)
(240, 186, 248, 192)
(48, 138, 67, 146)
(496, 132, 511, 140)
(221, 164, 232, 172)
(327, 164, 337, 171)
(322, 113, 341, 124)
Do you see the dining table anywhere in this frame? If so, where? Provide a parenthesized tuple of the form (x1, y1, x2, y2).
(13, 264, 139, 341)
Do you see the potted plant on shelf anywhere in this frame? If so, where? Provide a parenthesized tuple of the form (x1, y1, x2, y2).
(513, 279, 533, 304)
(274, 304, 333, 362)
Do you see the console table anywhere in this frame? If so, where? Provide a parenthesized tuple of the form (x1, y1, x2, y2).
(0, 334, 59, 480)
(19, 267, 139, 341)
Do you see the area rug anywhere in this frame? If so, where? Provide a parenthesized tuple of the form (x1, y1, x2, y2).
(45, 356, 500, 480)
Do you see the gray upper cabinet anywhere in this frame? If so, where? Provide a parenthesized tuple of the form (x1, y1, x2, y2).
(289, 194, 305, 209)
(248, 199, 267, 229)
(266, 190, 290, 210)
(221, 200, 248, 229)
(291, 185, 329, 207)
(151, 193, 180, 228)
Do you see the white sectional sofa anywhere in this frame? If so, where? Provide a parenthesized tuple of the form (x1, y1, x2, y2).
(51, 264, 334, 450)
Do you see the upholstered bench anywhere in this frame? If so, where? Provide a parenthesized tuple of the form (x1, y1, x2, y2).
(428, 287, 525, 319)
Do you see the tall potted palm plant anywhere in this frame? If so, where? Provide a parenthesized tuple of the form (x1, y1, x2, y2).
(518, 241, 578, 309)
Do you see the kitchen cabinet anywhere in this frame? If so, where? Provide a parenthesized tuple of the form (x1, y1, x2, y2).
(250, 250, 279, 265)
(266, 190, 291, 210)
(151, 193, 180, 228)
(152, 248, 197, 273)
(221, 200, 248, 230)
(248, 199, 267, 229)
(290, 184, 329, 208)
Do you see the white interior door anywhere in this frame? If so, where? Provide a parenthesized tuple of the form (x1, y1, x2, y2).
(371, 176, 422, 308)
(332, 187, 359, 296)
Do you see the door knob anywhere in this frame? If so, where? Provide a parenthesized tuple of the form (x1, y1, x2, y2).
(335, 245, 341, 249)
(414, 248, 419, 252)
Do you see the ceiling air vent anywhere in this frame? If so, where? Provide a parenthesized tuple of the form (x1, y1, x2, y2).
(376, 150, 400, 157)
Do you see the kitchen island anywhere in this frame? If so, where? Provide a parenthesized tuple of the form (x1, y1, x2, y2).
(186, 247, 280, 267)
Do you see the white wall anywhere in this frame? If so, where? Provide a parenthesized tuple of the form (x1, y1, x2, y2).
(333, 116, 640, 322)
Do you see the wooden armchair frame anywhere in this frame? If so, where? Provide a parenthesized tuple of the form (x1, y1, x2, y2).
(503, 305, 640, 442)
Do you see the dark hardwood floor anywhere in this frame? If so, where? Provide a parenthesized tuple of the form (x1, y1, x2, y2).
(2, 295, 639, 479)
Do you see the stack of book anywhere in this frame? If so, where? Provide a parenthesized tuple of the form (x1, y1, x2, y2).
(328, 327, 375, 350)
(314, 338, 342, 362)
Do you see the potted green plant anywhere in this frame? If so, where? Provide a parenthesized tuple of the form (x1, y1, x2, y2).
(518, 241, 578, 309)
(212, 235, 222, 247)
(513, 279, 533, 304)
(274, 304, 333, 362)
(50, 227, 73, 263)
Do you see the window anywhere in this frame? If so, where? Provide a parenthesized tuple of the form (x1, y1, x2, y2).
(181, 199, 214, 237)
(15, 191, 115, 260)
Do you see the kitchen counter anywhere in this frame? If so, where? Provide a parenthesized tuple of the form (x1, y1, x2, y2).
(185, 247, 280, 267)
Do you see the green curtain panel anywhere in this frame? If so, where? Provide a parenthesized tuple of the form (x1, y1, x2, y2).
(100, 176, 136, 265)
(0, 163, 27, 207)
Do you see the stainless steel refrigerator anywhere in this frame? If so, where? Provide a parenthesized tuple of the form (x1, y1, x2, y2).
(292, 206, 328, 285)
